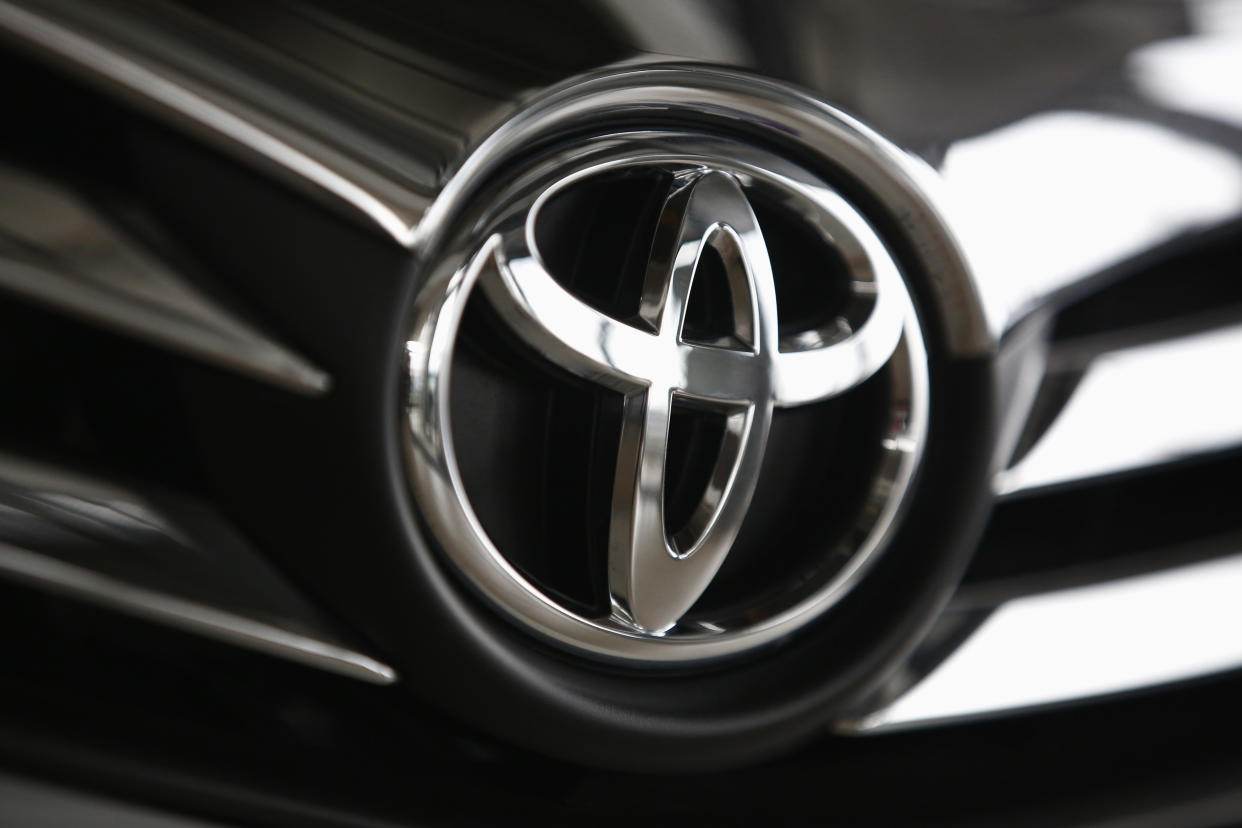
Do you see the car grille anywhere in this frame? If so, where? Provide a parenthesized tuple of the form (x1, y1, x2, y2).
(2, 0, 1242, 825)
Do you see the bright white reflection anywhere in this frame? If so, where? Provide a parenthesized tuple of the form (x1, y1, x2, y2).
(851, 553, 1242, 732)
(1131, 0, 1242, 129)
(940, 112, 1242, 335)
(1192, 0, 1242, 32)
(997, 324, 1242, 496)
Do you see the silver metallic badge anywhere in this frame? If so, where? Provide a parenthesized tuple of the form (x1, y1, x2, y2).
(405, 134, 929, 662)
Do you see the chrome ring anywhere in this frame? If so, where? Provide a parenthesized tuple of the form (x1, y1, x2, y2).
(405, 128, 929, 662)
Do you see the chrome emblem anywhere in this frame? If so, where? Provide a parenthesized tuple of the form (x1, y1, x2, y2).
(482, 171, 904, 632)
(406, 135, 929, 661)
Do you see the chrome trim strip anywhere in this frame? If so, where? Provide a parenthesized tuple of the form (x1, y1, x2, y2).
(996, 324, 1242, 497)
(0, 0, 434, 246)
(0, 454, 395, 684)
(0, 542, 396, 684)
(838, 552, 1242, 733)
(0, 166, 330, 395)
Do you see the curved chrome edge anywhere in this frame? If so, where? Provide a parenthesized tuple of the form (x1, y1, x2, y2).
(996, 323, 1242, 497)
(415, 65, 991, 358)
(0, 541, 396, 684)
(404, 135, 930, 662)
(0, 166, 330, 395)
(836, 552, 1242, 734)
